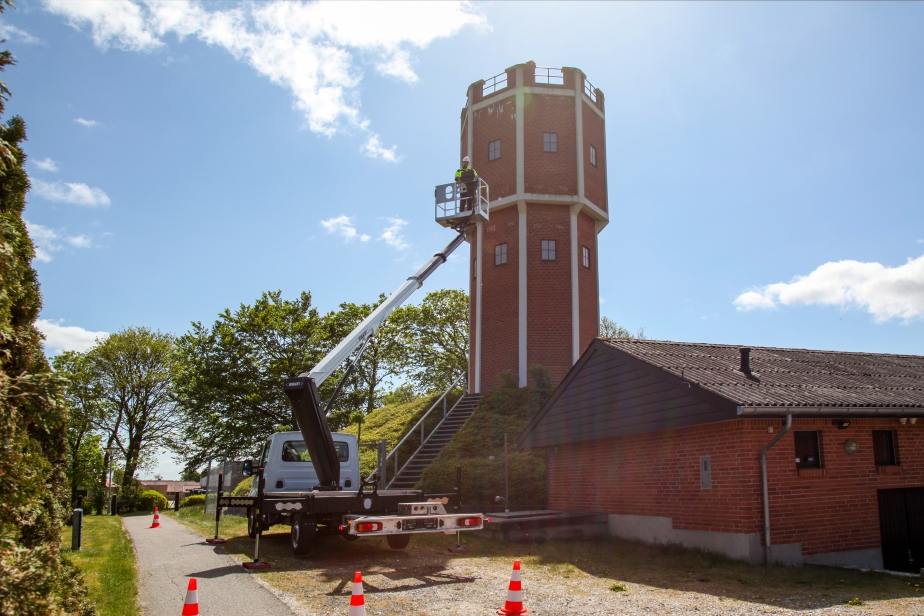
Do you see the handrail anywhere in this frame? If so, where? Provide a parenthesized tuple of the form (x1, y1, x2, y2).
(583, 77, 598, 102)
(482, 71, 508, 96)
(375, 373, 466, 486)
(534, 66, 564, 85)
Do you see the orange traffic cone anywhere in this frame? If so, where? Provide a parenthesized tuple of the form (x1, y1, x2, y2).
(150, 507, 161, 529)
(182, 578, 199, 615)
(497, 560, 528, 615)
(348, 571, 365, 616)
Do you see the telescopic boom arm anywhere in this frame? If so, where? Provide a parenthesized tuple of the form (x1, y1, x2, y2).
(283, 230, 466, 490)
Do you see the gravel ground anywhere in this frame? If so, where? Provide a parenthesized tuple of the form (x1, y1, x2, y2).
(171, 519, 924, 616)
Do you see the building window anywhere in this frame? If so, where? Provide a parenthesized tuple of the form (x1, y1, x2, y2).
(589, 144, 597, 167)
(473, 258, 476, 279)
(488, 139, 501, 161)
(582, 246, 590, 269)
(794, 431, 822, 469)
(543, 132, 558, 153)
(873, 430, 898, 466)
(495, 243, 507, 266)
(541, 240, 556, 261)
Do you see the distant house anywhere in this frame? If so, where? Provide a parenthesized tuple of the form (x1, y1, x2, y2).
(138, 480, 200, 502)
(518, 339, 924, 572)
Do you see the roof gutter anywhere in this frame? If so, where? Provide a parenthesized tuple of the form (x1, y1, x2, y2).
(738, 406, 921, 417)
(760, 412, 792, 566)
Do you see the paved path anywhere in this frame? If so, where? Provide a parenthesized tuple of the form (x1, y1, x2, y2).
(122, 514, 295, 616)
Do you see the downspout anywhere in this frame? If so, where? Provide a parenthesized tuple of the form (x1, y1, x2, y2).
(760, 412, 792, 565)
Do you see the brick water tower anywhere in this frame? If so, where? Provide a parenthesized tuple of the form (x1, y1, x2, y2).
(458, 62, 609, 392)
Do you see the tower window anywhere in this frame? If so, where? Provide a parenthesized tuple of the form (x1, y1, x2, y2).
(794, 431, 822, 469)
(543, 133, 558, 153)
(489, 139, 501, 161)
(582, 246, 590, 269)
(495, 243, 507, 266)
(589, 145, 597, 167)
(873, 430, 898, 466)
(541, 240, 556, 261)
(473, 258, 477, 279)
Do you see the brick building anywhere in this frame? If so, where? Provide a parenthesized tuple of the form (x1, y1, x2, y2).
(517, 339, 924, 572)
(460, 63, 608, 392)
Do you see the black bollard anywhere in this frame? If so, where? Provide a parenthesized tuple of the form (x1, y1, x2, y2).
(71, 509, 83, 551)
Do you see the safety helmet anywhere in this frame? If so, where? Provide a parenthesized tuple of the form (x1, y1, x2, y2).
(462, 156, 470, 165)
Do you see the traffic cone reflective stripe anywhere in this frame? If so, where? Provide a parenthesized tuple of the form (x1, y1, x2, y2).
(497, 560, 528, 616)
(150, 507, 161, 529)
(348, 571, 365, 616)
(181, 578, 199, 616)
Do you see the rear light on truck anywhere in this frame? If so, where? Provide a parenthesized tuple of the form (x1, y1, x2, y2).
(356, 522, 383, 533)
(457, 517, 482, 527)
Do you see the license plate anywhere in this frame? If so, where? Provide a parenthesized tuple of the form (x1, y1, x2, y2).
(401, 518, 438, 531)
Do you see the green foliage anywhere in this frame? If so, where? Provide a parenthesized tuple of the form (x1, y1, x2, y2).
(417, 366, 553, 509)
(231, 476, 253, 497)
(0, 18, 94, 612)
(340, 392, 457, 479)
(390, 289, 468, 394)
(610, 583, 627, 593)
(179, 494, 205, 509)
(382, 384, 415, 406)
(88, 328, 177, 488)
(137, 490, 168, 513)
(599, 316, 646, 340)
(179, 468, 201, 482)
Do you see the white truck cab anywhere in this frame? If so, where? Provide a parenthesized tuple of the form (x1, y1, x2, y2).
(257, 431, 358, 493)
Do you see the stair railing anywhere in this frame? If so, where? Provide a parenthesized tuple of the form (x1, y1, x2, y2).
(377, 373, 466, 488)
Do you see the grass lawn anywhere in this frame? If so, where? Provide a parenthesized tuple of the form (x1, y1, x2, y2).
(166, 507, 923, 615)
(62, 514, 140, 616)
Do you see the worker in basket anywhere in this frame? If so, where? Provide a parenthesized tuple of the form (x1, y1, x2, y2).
(455, 156, 478, 212)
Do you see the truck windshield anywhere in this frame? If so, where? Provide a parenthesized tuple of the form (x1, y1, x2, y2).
(281, 440, 349, 463)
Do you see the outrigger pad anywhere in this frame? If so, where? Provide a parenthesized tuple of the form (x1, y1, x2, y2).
(283, 376, 341, 490)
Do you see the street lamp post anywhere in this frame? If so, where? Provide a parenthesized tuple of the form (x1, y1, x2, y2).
(105, 447, 119, 515)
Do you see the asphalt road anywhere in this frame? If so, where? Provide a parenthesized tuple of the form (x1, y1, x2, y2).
(122, 513, 295, 615)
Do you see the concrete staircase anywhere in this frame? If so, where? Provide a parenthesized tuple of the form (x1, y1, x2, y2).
(387, 393, 481, 489)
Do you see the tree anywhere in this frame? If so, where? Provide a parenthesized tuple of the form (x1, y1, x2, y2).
(349, 410, 365, 444)
(52, 351, 105, 508)
(0, 12, 93, 611)
(89, 327, 178, 488)
(599, 316, 647, 340)
(173, 291, 327, 472)
(391, 289, 469, 394)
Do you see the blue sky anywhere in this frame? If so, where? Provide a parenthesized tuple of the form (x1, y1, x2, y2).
(5, 1, 923, 476)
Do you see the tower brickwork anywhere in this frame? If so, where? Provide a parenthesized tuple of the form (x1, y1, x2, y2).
(460, 62, 608, 392)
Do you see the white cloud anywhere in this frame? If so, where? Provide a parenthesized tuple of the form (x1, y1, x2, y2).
(32, 179, 111, 207)
(43, 0, 485, 156)
(25, 221, 93, 262)
(734, 255, 924, 322)
(320, 215, 370, 242)
(0, 22, 41, 44)
(32, 157, 59, 172)
(74, 117, 100, 127)
(379, 217, 409, 250)
(361, 134, 399, 163)
(37, 319, 108, 354)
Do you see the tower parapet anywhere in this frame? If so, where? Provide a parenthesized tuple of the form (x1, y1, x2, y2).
(457, 62, 608, 392)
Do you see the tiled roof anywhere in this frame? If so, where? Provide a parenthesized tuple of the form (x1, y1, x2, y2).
(600, 339, 924, 408)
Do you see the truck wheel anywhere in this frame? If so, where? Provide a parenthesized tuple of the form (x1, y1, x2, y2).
(291, 513, 317, 556)
(247, 510, 257, 539)
(342, 533, 359, 542)
(387, 534, 411, 550)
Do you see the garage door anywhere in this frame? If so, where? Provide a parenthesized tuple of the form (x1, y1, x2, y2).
(877, 487, 924, 573)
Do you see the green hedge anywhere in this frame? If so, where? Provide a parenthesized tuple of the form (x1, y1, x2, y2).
(138, 490, 169, 513)
(178, 494, 205, 509)
(417, 367, 553, 510)
(231, 476, 253, 496)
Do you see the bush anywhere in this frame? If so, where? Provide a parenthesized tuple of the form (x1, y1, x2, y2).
(231, 476, 253, 497)
(138, 489, 168, 512)
(179, 494, 206, 509)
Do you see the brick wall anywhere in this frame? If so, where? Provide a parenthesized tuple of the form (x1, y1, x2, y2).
(471, 95, 517, 200)
(524, 94, 577, 196)
(582, 101, 607, 211)
(547, 418, 924, 555)
(526, 203, 573, 385)
(480, 205, 521, 390)
(577, 211, 598, 355)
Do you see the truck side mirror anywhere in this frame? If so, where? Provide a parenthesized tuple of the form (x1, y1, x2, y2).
(242, 460, 253, 477)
